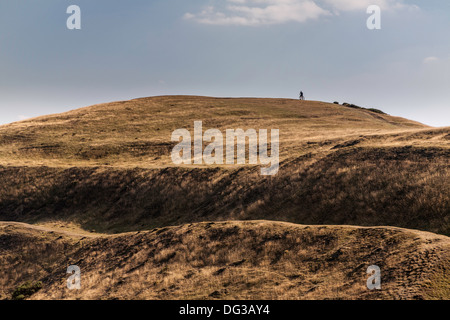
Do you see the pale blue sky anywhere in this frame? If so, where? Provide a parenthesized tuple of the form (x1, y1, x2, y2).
(0, 0, 449, 126)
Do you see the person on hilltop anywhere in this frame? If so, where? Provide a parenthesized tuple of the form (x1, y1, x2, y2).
(299, 91, 304, 100)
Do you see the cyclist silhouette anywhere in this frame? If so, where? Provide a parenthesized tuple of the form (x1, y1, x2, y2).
(299, 91, 304, 100)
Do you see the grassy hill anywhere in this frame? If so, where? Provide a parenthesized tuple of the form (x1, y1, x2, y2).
(0, 221, 448, 300)
(0, 96, 448, 300)
(0, 96, 435, 167)
(0, 96, 448, 234)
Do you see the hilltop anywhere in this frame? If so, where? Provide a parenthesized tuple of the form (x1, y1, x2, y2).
(0, 96, 436, 168)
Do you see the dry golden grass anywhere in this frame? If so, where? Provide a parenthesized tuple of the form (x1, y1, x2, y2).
(0, 96, 448, 300)
(0, 220, 448, 300)
(0, 149, 448, 235)
(0, 96, 448, 235)
(0, 96, 439, 168)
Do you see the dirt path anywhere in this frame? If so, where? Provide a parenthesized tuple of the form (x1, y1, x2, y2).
(0, 221, 101, 239)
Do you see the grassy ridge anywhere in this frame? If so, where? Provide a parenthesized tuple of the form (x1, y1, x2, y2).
(0, 96, 430, 167)
(0, 146, 448, 235)
(0, 221, 448, 300)
(0, 96, 448, 235)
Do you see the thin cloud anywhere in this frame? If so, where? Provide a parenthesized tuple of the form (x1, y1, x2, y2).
(184, 0, 419, 26)
(323, 0, 418, 11)
(184, 0, 331, 26)
(423, 56, 439, 64)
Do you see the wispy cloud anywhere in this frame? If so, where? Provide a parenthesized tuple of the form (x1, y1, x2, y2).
(184, 0, 418, 26)
(184, 0, 331, 26)
(323, 0, 418, 12)
(423, 56, 439, 64)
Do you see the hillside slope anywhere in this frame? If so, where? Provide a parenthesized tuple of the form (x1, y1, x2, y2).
(0, 96, 435, 167)
(0, 96, 449, 300)
(0, 96, 448, 235)
(0, 221, 448, 300)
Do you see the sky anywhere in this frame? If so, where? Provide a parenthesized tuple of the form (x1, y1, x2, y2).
(0, 0, 449, 127)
